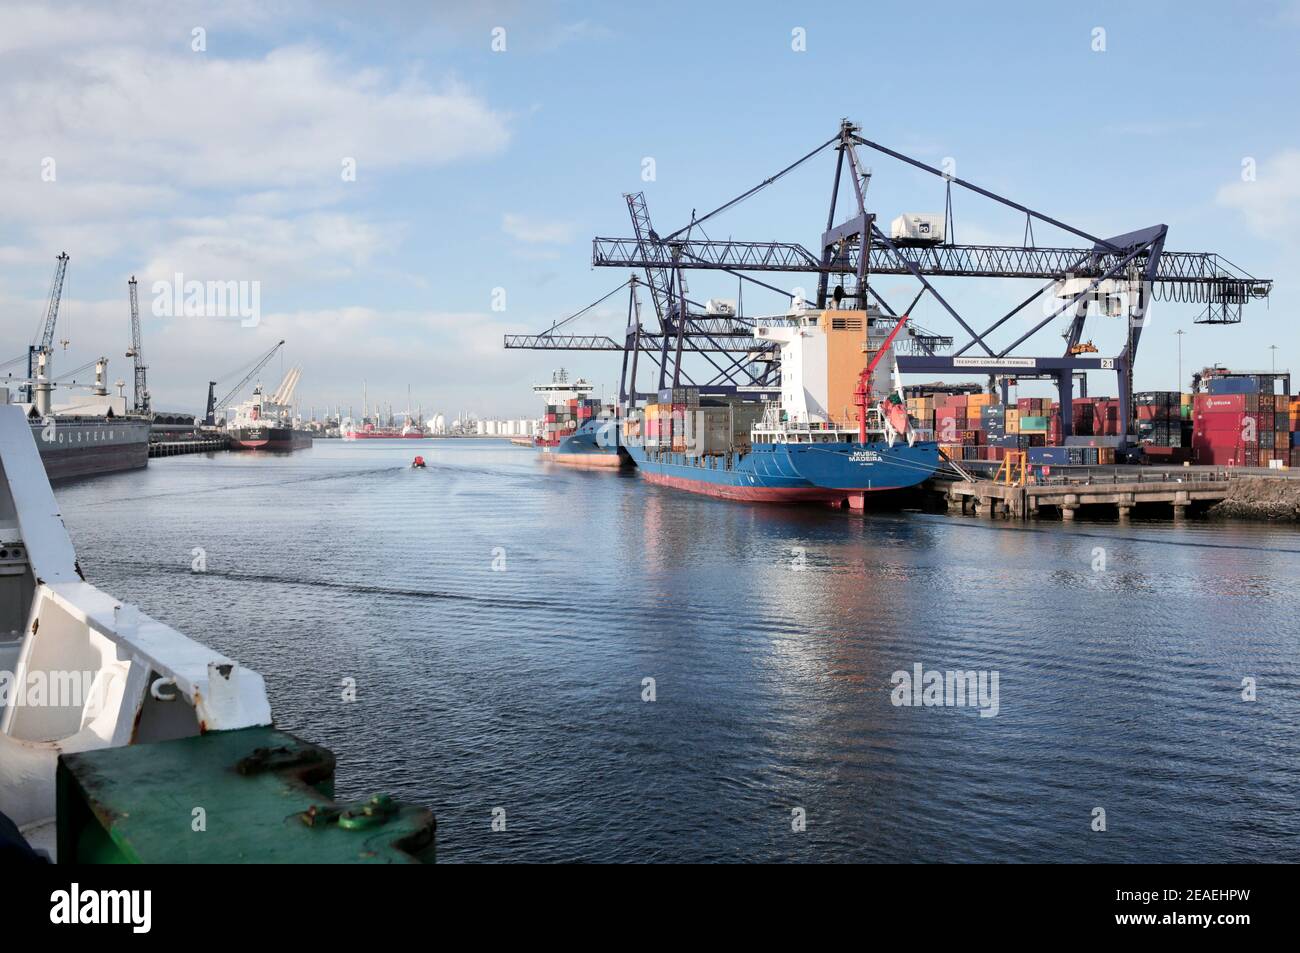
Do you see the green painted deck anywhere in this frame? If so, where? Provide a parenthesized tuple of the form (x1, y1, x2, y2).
(57, 726, 435, 863)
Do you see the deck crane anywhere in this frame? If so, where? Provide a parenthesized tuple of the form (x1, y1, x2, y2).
(25, 252, 70, 402)
(203, 340, 285, 427)
(125, 276, 149, 414)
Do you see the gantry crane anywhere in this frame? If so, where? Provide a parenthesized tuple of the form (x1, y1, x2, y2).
(125, 276, 149, 414)
(586, 119, 1271, 436)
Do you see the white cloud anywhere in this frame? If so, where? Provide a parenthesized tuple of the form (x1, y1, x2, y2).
(502, 213, 575, 244)
(1216, 150, 1300, 236)
(0, 45, 509, 193)
(141, 213, 399, 283)
(0, 3, 528, 413)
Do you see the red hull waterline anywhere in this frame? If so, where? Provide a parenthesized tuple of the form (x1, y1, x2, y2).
(231, 437, 311, 451)
(639, 470, 903, 504)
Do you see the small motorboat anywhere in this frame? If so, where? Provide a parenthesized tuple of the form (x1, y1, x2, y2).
(412, 455, 426, 468)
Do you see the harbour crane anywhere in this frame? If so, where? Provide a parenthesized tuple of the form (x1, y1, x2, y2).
(506, 192, 953, 402)
(25, 252, 70, 402)
(587, 119, 1272, 436)
(125, 276, 149, 414)
(203, 340, 285, 427)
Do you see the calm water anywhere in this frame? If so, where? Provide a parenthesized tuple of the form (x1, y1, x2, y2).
(54, 439, 1300, 862)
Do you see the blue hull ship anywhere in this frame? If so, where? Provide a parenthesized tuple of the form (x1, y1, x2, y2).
(627, 438, 939, 504)
(547, 417, 626, 468)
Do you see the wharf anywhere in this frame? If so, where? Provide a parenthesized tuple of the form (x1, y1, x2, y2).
(149, 434, 230, 457)
(936, 469, 1232, 520)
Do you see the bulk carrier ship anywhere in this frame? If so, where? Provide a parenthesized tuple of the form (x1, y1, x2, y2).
(624, 306, 939, 505)
(13, 352, 150, 481)
(227, 365, 314, 451)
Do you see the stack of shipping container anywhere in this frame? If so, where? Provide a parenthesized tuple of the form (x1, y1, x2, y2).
(1191, 376, 1293, 468)
(913, 393, 1118, 465)
(628, 389, 767, 457)
(1069, 397, 1123, 438)
(637, 387, 698, 452)
(542, 395, 603, 447)
(621, 375, 1300, 469)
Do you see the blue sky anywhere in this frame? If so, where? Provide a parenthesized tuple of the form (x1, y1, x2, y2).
(1, 0, 1297, 417)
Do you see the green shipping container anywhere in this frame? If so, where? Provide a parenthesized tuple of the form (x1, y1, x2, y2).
(1019, 415, 1049, 432)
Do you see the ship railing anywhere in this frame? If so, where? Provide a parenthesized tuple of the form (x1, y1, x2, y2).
(0, 402, 272, 830)
(1028, 468, 1233, 488)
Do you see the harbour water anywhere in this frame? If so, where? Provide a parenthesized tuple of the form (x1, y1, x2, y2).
(54, 440, 1300, 862)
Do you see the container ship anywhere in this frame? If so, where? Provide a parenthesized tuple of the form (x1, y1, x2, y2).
(551, 414, 625, 468)
(623, 306, 939, 505)
(227, 365, 314, 451)
(533, 369, 597, 449)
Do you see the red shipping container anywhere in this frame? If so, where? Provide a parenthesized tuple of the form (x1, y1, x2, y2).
(1194, 409, 1247, 429)
(1198, 446, 1242, 466)
(1194, 394, 1247, 414)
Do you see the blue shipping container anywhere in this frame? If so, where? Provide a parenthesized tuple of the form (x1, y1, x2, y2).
(1208, 377, 1256, 395)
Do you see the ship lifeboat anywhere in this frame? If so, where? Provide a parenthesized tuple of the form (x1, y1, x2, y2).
(878, 396, 916, 448)
(412, 455, 426, 468)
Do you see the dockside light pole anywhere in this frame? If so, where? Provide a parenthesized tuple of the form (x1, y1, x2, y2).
(1176, 329, 1184, 392)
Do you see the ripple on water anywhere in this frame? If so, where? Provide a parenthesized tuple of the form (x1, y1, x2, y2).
(53, 439, 1300, 862)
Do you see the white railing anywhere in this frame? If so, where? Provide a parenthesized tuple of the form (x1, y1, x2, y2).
(0, 401, 271, 833)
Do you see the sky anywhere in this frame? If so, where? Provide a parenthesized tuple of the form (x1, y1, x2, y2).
(1, 0, 1297, 419)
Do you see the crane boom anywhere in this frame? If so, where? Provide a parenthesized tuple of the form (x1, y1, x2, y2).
(25, 252, 70, 401)
(126, 276, 149, 414)
(37, 252, 70, 352)
(205, 340, 285, 426)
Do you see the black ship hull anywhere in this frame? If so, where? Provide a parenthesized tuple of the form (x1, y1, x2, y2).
(229, 426, 314, 451)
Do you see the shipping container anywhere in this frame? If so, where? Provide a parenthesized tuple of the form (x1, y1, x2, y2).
(1207, 377, 1257, 395)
